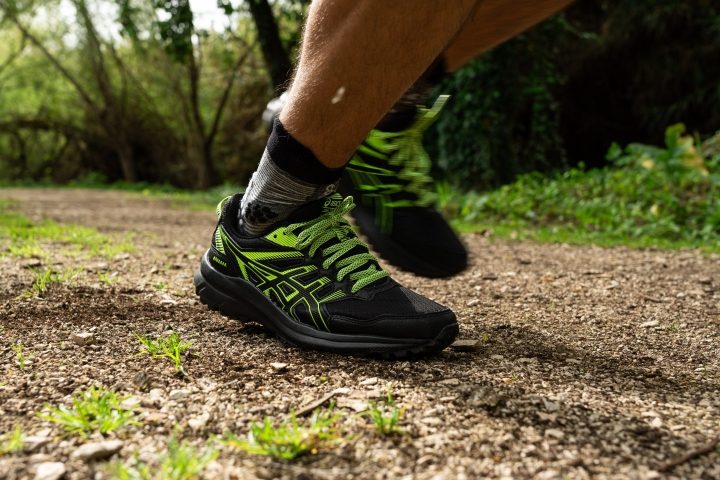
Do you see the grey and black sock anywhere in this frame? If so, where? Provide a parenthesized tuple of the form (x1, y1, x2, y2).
(239, 120, 343, 236)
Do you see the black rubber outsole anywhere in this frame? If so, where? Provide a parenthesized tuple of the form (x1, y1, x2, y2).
(194, 253, 458, 359)
(349, 206, 467, 279)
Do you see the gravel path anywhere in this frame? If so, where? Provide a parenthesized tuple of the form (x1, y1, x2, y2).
(1, 188, 719, 480)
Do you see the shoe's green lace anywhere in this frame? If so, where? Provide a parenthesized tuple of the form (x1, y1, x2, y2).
(284, 196, 389, 293)
(363, 95, 449, 207)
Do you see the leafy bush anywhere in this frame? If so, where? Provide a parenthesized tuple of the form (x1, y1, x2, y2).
(430, 0, 720, 188)
(439, 125, 720, 250)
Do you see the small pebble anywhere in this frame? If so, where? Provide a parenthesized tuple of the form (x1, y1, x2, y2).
(70, 332, 95, 346)
(450, 339, 480, 351)
(24, 434, 51, 453)
(543, 399, 560, 412)
(439, 378, 460, 386)
(169, 389, 190, 401)
(337, 398, 368, 412)
(421, 417, 443, 426)
(188, 412, 211, 430)
(360, 377, 378, 386)
(641, 320, 659, 328)
(270, 362, 288, 371)
(71, 440, 123, 462)
(34, 462, 66, 480)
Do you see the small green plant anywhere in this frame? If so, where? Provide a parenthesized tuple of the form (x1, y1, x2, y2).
(38, 386, 140, 436)
(152, 281, 167, 291)
(11, 342, 28, 369)
(135, 331, 192, 374)
(0, 426, 25, 455)
(223, 407, 343, 460)
(21, 267, 82, 298)
(365, 388, 404, 436)
(107, 435, 218, 480)
(98, 271, 119, 286)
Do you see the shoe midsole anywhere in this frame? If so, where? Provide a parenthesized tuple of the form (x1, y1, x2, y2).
(195, 252, 434, 347)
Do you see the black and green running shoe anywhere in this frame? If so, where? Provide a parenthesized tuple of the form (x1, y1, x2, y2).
(194, 193, 458, 357)
(339, 96, 468, 278)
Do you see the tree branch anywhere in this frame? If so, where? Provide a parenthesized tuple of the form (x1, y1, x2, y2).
(0, 34, 26, 78)
(2, 6, 100, 115)
(206, 48, 252, 147)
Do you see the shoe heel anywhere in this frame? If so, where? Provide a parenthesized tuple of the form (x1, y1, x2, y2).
(194, 269, 263, 324)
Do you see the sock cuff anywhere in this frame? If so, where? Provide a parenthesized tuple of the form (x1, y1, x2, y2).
(266, 120, 344, 185)
(425, 57, 447, 86)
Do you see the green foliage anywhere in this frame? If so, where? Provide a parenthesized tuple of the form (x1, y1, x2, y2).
(0, 203, 135, 260)
(135, 331, 192, 374)
(0, 0, 268, 187)
(428, 16, 569, 187)
(0, 426, 25, 455)
(97, 271, 119, 286)
(365, 388, 404, 436)
(11, 341, 28, 369)
(223, 407, 343, 460)
(440, 125, 720, 251)
(39, 387, 140, 436)
(430, 0, 720, 187)
(21, 267, 82, 298)
(108, 436, 218, 480)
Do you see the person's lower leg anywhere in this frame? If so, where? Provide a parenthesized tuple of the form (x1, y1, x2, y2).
(279, 0, 480, 168)
(239, 0, 480, 235)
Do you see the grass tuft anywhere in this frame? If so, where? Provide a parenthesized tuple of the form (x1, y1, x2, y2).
(38, 386, 140, 436)
(223, 407, 343, 461)
(0, 426, 25, 455)
(11, 342, 28, 369)
(21, 267, 82, 298)
(97, 271, 119, 286)
(0, 201, 135, 260)
(365, 388, 404, 436)
(107, 435, 218, 480)
(135, 331, 192, 374)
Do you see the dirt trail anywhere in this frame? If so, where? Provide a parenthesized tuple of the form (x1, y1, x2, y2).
(1, 188, 719, 480)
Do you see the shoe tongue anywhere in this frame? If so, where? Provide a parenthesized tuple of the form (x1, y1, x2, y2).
(285, 193, 344, 224)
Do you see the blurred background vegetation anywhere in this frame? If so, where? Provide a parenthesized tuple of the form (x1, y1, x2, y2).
(0, 0, 718, 190)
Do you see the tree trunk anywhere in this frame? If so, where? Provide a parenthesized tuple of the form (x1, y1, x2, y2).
(116, 139, 137, 182)
(246, 0, 292, 90)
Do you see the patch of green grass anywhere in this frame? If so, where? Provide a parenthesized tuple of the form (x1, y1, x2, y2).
(20, 267, 82, 298)
(0, 426, 25, 455)
(439, 125, 720, 252)
(97, 271, 119, 286)
(365, 388, 404, 436)
(107, 435, 218, 480)
(0, 201, 135, 259)
(38, 386, 140, 436)
(223, 407, 343, 461)
(11, 342, 28, 369)
(135, 331, 192, 374)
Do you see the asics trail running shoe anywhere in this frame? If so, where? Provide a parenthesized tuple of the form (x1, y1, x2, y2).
(339, 96, 468, 278)
(194, 193, 458, 357)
